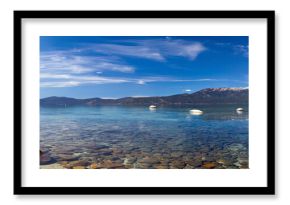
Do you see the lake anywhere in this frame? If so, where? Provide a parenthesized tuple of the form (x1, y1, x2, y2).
(40, 104, 248, 169)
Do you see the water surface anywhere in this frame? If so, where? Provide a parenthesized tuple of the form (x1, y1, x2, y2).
(40, 105, 248, 169)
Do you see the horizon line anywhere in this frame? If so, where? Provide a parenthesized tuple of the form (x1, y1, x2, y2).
(40, 87, 249, 100)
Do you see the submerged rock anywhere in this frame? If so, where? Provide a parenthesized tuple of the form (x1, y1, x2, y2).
(64, 160, 90, 169)
(202, 162, 218, 169)
(56, 154, 79, 161)
(123, 157, 137, 165)
(186, 159, 202, 168)
(138, 157, 160, 165)
(100, 160, 125, 169)
(89, 163, 99, 169)
(134, 163, 152, 169)
(170, 161, 186, 169)
(40, 151, 56, 165)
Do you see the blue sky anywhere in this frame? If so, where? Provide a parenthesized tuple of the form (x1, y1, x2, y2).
(40, 36, 248, 99)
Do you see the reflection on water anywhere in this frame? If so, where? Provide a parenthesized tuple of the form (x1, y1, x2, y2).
(40, 105, 248, 169)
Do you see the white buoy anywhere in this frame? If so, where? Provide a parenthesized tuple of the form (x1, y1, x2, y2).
(236, 107, 244, 114)
(189, 109, 203, 115)
(149, 105, 157, 110)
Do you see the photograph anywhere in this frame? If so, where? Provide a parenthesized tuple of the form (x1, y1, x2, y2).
(14, 10, 275, 195)
(39, 36, 249, 170)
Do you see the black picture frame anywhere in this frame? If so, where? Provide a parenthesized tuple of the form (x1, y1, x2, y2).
(14, 10, 275, 195)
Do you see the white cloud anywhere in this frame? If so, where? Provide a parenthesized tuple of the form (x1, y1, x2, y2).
(40, 39, 209, 88)
(40, 81, 81, 88)
(94, 44, 165, 61)
(40, 73, 226, 88)
(185, 89, 192, 92)
(137, 80, 146, 85)
(92, 39, 206, 61)
(140, 39, 206, 60)
(93, 62, 134, 73)
(40, 51, 135, 74)
(41, 73, 131, 87)
(40, 73, 71, 79)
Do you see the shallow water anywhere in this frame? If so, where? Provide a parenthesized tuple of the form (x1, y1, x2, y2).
(40, 105, 248, 169)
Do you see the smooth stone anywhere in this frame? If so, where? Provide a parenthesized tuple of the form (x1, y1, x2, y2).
(184, 164, 195, 169)
(138, 157, 160, 165)
(73, 152, 83, 157)
(64, 160, 90, 169)
(89, 163, 99, 169)
(202, 162, 218, 169)
(216, 159, 232, 166)
(215, 164, 226, 169)
(234, 161, 247, 168)
(170, 161, 186, 169)
(186, 160, 202, 167)
(102, 160, 125, 169)
(59, 161, 69, 166)
(40, 153, 56, 165)
(159, 159, 170, 165)
(123, 157, 137, 165)
(124, 164, 134, 169)
(134, 163, 152, 169)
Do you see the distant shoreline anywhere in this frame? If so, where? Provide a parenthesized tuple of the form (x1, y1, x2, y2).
(40, 87, 249, 107)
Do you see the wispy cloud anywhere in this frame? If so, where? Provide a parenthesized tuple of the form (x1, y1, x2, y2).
(40, 73, 239, 88)
(41, 81, 81, 88)
(92, 39, 206, 61)
(40, 38, 247, 89)
(41, 73, 131, 87)
(41, 51, 135, 74)
(215, 42, 248, 58)
(40, 50, 137, 87)
(137, 80, 146, 85)
(94, 44, 165, 61)
(234, 45, 248, 57)
(40, 39, 208, 88)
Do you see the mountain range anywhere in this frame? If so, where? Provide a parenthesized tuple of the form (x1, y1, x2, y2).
(40, 88, 248, 107)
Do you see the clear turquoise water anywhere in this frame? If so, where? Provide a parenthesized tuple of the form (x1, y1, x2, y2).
(40, 105, 248, 169)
